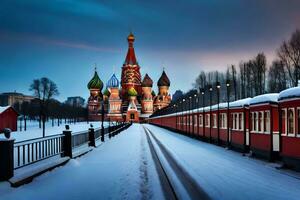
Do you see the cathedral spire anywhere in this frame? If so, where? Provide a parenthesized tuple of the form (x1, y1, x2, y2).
(124, 32, 137, 65)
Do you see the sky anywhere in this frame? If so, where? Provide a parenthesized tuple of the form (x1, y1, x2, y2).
(0, 0, 299, 101)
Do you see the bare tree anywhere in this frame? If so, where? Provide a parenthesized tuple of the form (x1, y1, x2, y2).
(30, 77, 59, 137)
(231, 65, 237, 100)
(278, 29, 300, 87)
(268, 60, 287, 93)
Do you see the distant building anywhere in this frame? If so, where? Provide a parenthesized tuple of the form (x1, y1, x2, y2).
(0, 106, 18, 132)
(0, 92, 35, 107)
(65, 96, 85, 107)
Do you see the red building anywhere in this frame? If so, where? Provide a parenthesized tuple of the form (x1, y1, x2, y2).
(249, 94, 280, 160)
(0, 106, 18, 132)
(278, 86, 300, 170)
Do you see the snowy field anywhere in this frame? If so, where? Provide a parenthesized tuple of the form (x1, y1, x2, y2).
(0, 121, 108, 142)
(144, 124, 300, 200)
(0, 124, 164, 200)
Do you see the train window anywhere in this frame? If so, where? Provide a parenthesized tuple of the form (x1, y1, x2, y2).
(255, 112, 259, 132)
(199, 115, 203, 127)
(259, 112, 263, 132)
(288, 109, 295, 135)
(232, 113, 236, 129)
(264, 111, 270, 133)
(194, 115, 197, 126)
(205, 114, 210, 127)
(239, 113, 243, 130)
(213, 114, 217, 127)
(282, 109, 286, 135)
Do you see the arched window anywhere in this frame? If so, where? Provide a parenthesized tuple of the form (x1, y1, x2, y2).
(288, 109, 294, 135)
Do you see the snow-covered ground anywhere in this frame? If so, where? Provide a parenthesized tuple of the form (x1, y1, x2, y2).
(144, 124, 300, 200)
(1, 123, 300, 200)
(0, 124, 164, 200)
(0, 121, 108, 142)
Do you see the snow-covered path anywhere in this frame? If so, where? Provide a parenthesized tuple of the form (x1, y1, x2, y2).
(144, 124, 300, 200)
(0, 124, 164, 200)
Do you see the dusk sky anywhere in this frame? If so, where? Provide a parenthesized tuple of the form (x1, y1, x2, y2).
(0, 0, 299, 101)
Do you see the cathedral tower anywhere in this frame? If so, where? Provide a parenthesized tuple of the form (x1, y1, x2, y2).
(153, 70, 171, 111)
(121, 33, 142, 99)
(107, 73, 122, 121)
(141, 73, 153, 116)
(87, 69, 103, 120)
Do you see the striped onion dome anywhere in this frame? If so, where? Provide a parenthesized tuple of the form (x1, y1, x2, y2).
(128, 87, 138, 96)
(87, 71, 103, 90)
(107, 73, 119, 88)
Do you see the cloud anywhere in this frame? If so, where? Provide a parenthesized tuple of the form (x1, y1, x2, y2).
(0, 30, 119, 53)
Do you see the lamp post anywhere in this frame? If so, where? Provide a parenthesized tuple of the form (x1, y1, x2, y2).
(183, 99, 186, 134)
(101, 101, 105, 142)
(174, 104, 177, 130)
(189, 96, 192, 136)
(226, 79, 231, 147)
(201, 88, 205, 140)
(216, 81, 221, 145)
(193, 94, 197, 137)
(209, 85, 213, 143)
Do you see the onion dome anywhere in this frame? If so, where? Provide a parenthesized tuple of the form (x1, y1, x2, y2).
(128, 87, 138, 97)
(103, 88, 111, 96)
(142, 73, 153, 87)
(157, 70, 170, 87)
(87, 71, 103, 90)
(107, 73, 119, 88)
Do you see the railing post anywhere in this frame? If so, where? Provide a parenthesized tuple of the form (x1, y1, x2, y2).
(88, 127, 96, 147)
(0, 128, 14, 181)
(62, 125, 72, 158)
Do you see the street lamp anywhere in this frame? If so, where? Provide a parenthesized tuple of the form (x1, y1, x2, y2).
(200, 88, 205, 140)
(189, 96, 192, 136)
(226, 79, 231, 147)
(183, 98, 186, 133)
(209, 84, 213, 143)
(193, 94, 197, 136)
(174, 104, 177, 130)
(101, 101, 105, 142)
(216, 81, 221, 145)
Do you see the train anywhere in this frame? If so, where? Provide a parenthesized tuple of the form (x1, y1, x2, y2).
(148, 86, 300, 171)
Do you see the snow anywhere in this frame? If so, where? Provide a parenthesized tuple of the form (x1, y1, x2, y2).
(279, 86, 300, 100)
(0, 124, 164, 200)
(249, 93, 279, 105)
(229, 97, 251, 108)
(0, 106, 10, 114)
(144, 124, 300, 200)
(0, 121, 108, 142)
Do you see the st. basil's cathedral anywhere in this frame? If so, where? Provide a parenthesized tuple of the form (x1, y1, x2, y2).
(87, 33, 171, 122)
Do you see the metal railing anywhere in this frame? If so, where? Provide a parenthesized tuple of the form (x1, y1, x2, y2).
(14, 134, 64, 169)
(12, 123, 130, 170)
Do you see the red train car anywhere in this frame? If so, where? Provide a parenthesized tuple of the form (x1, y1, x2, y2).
(249, 94, 280, 160)
(278, 86, 300, 170)
(210, 103, 228, 145)
(0, 106, 18, 132)
(228, 98, 251, 152)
